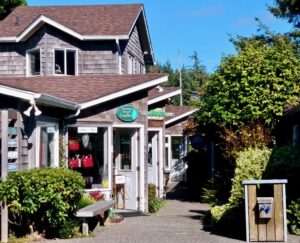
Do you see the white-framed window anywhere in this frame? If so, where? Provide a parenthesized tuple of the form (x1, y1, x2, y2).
(26, 48, 41, 76)
(127, 53, 134, 74)
(54, 49, 77, 75)
(67, 126, 110, 189)
(165, 135, 171, 171)
(35, 121, 59, 168)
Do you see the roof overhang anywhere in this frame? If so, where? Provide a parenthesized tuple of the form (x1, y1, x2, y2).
(165, 109, 199, 126)
(80, 75, 168, 109)
(0, 85, 78, 110)
(0, 15, 129, 43)
(148, 89, 181, 105)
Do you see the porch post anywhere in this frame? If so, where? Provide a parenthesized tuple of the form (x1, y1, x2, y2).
(1, 110, 8, 243)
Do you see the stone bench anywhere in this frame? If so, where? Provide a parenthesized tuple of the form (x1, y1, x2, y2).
(76, 199, 114, 235)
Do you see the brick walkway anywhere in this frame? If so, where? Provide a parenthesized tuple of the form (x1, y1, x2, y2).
(45, 183, 300, 243)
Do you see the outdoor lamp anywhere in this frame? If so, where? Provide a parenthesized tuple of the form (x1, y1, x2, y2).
(23, 100, 42, 116)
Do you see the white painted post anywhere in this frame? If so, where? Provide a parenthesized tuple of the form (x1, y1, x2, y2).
(1, 110, 8, 243)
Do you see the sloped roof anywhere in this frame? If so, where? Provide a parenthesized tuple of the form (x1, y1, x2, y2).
(165, 105, 198, 125)
(0, 74, 167, 109)
(148, 86, 180, 105)
(0, 4, 142, 37)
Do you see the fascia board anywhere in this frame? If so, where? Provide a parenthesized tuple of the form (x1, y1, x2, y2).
(0, 85, 37, 101)
(148, 89, 181, 105)
(38, 94, 78, 110)
(165, 109, 198, 125)
(80, 75, 168, 110)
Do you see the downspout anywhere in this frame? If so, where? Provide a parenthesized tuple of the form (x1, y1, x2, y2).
(116, 38, 122, 74)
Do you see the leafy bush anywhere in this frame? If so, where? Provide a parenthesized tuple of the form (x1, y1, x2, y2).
(0, 168, 85, 238)
(78, 194, 96, 209)
(148, 184, 166, 213)
(287, 199, 300, 235)
(211, 203, 231, 222)
(229, 147, 271, 206)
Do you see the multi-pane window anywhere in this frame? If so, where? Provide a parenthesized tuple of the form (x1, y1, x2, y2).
(127, 54, 134, 74)
(54, 49, 76, 75)
(28, 49, 40, 76)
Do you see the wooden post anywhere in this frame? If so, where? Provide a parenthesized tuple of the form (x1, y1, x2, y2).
(248, 185, 258, 242)
(1, 110, 8, 243)
(274, 184, 284, 241)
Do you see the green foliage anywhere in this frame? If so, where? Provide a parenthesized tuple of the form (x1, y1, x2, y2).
(211, 203, 231, 223)
(229, 147, 271, 206)
(58, 219, 80, 239)
(148, 184, 166, 213)
(263, 145, 300, 201)
(287, 199, 300, 235)
(0, 168, 85, 237)
(0, 0, 26, 20)
(220, 123, 272, 159)
(197, 34, 300, 128)
(201, 187, 218, 206)
(147, 52, 208, 105)
(77, 194, 96, 209)
(269, 0, 300, 28)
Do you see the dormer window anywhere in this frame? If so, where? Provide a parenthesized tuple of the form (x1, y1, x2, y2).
(54, 49, 77, 75)
(27, 49, 41, 76)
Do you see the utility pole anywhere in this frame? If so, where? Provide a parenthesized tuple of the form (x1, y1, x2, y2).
(178, 49, 183, 106)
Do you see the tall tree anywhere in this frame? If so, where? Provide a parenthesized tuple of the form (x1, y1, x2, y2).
(197, 33, 300, 128)
(189, 51, 208, 87)
(269, 0, 300, 28)
(0, 0, 26, 20)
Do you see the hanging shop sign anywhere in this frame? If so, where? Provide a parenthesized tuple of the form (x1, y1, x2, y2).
(78, 127, 98, 133)
(115, 175, 126, 184)
(116, 105, 138, 122)
(148, 108, 166, 120)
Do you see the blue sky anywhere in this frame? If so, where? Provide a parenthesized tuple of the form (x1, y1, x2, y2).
(28, 0, 293, 73)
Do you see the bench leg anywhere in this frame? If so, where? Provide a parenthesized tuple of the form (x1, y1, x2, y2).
(99, 210, 109, 226)
(82, 218, 89, 236)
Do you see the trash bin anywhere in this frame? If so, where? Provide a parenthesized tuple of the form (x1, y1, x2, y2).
(243, 180, 288, 242)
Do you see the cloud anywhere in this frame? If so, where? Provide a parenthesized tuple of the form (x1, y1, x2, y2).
(178, 4, 225, 18)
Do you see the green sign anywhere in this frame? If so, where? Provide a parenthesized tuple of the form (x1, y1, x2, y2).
(148, 108, 166, 118)
(116, 105, 139, 122)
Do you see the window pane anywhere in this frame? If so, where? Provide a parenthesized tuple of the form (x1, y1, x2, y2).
(66, 50, 75, 75)
(148, 137, 152, 166)
(172, 137, 181, 159)
(29, 49, 40, 75)
(165, 147, 169, 168)
(68, 127, 107, 189)
(120, 134, 131, 170)
(39, 127, 55, 168)
(55, 50, 65, 74)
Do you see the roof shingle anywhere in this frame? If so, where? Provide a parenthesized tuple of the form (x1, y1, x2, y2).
(0, 4, 142, 37)
(0, 74, 166, 104)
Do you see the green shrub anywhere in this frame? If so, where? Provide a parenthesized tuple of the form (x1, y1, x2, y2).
(211, 203, 231, 222)
(229, 147, 271, 206)
(0, 168, 85, 238)
(78, 194, 96, 209)
(201, 187, 218, 206)
(287, 199, 300, 235)
(263, 145, 300, 201)
(148, 184, 166, 213)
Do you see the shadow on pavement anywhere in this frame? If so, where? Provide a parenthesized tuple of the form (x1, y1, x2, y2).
(166, 182, 200, 202)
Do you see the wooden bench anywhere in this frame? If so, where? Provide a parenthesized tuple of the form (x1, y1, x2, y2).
(76, 199, 114, 236)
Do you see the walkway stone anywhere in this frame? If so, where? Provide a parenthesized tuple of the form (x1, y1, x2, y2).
(45, 183, 300, 243)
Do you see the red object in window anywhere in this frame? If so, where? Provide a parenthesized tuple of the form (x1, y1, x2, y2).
(69, 157, 80, 168)
(69, 140, 80, 151)
(82, 154, 94, 168)
(90, 191, 105, 201)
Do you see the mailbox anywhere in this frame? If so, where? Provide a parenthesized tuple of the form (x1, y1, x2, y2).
(257, 197, 273, 219)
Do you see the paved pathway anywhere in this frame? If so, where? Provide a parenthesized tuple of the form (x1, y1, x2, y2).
(46, 183, 300, 243)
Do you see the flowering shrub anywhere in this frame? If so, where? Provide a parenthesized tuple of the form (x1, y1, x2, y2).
(90, 190, 105, 201)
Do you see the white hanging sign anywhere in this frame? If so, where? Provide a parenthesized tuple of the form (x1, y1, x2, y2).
(78, 127, 97, 133)
(115, 175, 126, 184)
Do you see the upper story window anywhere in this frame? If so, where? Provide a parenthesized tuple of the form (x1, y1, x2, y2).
(27, 49, 41, 76)
(54, 49, 77, 75)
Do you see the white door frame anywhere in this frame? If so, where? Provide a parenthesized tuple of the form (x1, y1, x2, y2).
(148, 127, 163, 198)
(35, 119, 59, 168)
(113, 123, 145, 212)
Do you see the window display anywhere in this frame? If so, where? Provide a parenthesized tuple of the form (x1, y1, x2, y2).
(68, 127, 108, 189)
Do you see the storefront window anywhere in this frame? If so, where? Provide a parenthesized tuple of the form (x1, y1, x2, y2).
(68, 127, 108, 189)
(120, 134, 131, 170)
